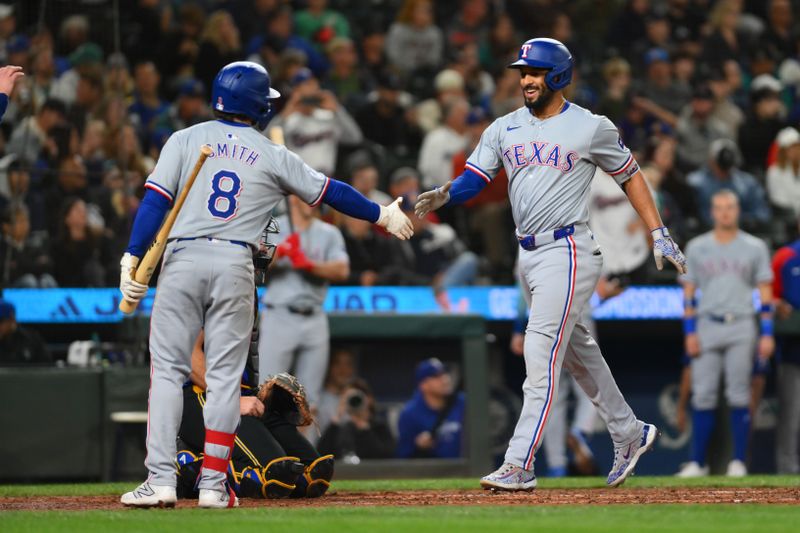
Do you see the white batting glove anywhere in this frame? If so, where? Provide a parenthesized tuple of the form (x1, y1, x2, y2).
(119, 252, 148, 303)
(651, 227, 687, 274)
(377, 197, 414, 240)
(414, 181, 452, 218)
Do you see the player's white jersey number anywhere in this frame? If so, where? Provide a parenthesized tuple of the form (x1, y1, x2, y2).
(207, 169, 242, 220)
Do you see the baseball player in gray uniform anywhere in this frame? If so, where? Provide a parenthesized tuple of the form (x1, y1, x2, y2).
(677, 189, 774, 478)
(258, 195, 349, 409)
(118, 62, 412, 508)
(416, 38, 686, 491)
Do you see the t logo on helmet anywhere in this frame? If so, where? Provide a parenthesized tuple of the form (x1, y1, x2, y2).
(520, 44, 532, 58)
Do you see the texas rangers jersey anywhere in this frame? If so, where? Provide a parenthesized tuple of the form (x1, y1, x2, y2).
(144, 119, 329, 246)
(466, 103, 638, 236)
(682, 231, 772, 316)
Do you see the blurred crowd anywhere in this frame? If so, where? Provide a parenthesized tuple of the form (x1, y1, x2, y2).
(2, 0, 800, 291)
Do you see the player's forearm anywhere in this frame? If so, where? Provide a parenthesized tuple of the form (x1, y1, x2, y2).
(621, 172, 663, 231)
(682, 283, 697, 318)
(446, 169, 489, 205)
(322, 179, 381, 222)
(758, 282, 775, 337)
(126, 189, 171, 257)
(309, 260, 349, 282)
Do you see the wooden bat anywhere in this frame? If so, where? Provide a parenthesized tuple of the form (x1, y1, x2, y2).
(268, 126, 295, 234)
(119, 144, 214, 315)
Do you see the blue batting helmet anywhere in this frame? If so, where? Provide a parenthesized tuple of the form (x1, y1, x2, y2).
(508, 38, 573, 91)
(211, 61, 280, 130)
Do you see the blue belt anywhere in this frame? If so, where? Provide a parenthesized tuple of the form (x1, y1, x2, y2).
(169, 237, 250, 249)
(517, 225, 575, 251)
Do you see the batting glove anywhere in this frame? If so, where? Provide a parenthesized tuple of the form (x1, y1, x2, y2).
(414, 181, 452, 218)
(377, 197, 414, 240)
(651, 227, 687, 274)
(119, 252, 148, 303)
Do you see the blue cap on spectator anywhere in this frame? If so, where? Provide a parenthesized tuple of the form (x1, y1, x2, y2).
(7, 34, 29, 54)
(0, 300, 15, 320)
(415, 358, 446, 385)
(290, 67, 314, 87)
(467, 107, 488, 125)
(178, 78, 205, 99)
(644, 48, 669, 66)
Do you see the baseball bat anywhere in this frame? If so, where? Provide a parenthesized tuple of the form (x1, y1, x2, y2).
(268, 126, 295, 234)
(119, 144, 214, 315)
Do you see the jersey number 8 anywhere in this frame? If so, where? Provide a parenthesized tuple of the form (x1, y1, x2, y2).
(207, 170, 242, 220)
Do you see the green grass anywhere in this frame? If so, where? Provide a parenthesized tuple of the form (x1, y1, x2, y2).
(1, 475, 797, 497)
(1, 505, 798, 533)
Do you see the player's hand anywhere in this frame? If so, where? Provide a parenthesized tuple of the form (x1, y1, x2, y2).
(119, 253, 148, 303)
(290, 249, 315, 271)
(377, 197, 414, 240)
(685, 333, 700, 358)
(510, 332, 524, 356)
(414, 181, 452, 218)
(776, 300, 793, 320)
(758, 335, 775, 360)
(0, 65, 24, 95)
(276, 233, 301, 259)
(415, 431, 435, 450)
(240, 396, 265, 417)
(651, 227, 686, 274)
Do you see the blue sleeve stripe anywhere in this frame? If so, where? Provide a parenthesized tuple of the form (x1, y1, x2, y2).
(309, 177, 331, 207)
(465, 162, 492, 183)
(144, 181, 174, 203)
(322, 178, 380, 223)
(607, 154, 634, 176)
(126, 189, 171, 257)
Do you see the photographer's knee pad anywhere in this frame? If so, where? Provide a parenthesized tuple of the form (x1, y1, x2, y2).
(303, 454, 335, 498)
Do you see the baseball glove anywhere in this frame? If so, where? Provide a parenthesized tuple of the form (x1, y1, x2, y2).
(256, 372, 313, 427)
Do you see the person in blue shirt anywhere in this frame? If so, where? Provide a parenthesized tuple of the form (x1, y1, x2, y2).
(396, 358, 465, 459)
(0, 64, 23, 120)
(687, 139, 771, 229)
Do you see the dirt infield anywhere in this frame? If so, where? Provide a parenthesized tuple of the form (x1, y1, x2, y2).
(2, 487, 798, 511)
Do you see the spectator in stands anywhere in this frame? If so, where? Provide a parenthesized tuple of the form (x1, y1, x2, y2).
(316, 348, 358, 435)
(606, 0, 650, 58)
(446, 0, 489, 51)
(397, 358, 465, 459)
(354, 71, 419, 156)
(597, 57, 632, 125)
(294, 0, 350, 53)
(645, 135, 697, 230)
(358, 26, 388, 83)
(195, 10, 243, 90)
(16, 45, 57, 117)
(104, 52, 133, 100)
(675, 84, 733, 173)
(317, 377, 395, 461)
(413, 68, 467, 134)
(641, 162, 686, 246)
(322, 37, 367, 112)
(0, 3, 16, 65)
(589, 169, 651, 285)
(762, 0, 795, 60)
(50, 197, 112, 287)
(0, 202, 54, 288)
(687, 139, 771, 229)
(51, 42, 104, 106)
(767, 127, 800, 217)
(389, 167, 479, 290)
(448, 41, 495, 108)
(633, 48, 689, 128)
(156, 2, 204, 81)
(479, 13, 518, 75)
(418, 97, 469, 190)
(701, 0, 748, 67)
(491, 67, 522, 117)
(67, 68, 104, 134)
(158, 78, 210, 133)
(345, 153, 392, 205)
(0, 299, 51, 366)
(386, 0, 444, 77)
(771, 226, 800, 474)
(707, 63, 744, 139)
(630, 10, 675, 71)
(7, 98, 66, 165)
(274, 68, 362, 176)
(739, 75, 787, 175)
(128, 61, 168, 150)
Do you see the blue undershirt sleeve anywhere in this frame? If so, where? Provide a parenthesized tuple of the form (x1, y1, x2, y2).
(321, 178, 381, 223)
(0, 94, 8, 121)
(126, 189, 171, 257)
(446, 169, 490, 205)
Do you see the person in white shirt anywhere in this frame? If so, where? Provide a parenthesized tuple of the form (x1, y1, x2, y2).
(417, 97, 469, 190)
(767, 127, 800, 216)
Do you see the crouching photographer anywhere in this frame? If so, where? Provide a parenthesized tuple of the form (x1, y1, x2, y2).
(317, 379, 395, 462)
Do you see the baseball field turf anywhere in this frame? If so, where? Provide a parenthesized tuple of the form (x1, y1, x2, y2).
(1, 476, 798, 532)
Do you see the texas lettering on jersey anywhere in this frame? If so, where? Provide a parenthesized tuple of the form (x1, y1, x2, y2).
(503, 141, 579, 172)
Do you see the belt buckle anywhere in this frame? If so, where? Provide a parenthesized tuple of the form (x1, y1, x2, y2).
(518, 235, 536, 250)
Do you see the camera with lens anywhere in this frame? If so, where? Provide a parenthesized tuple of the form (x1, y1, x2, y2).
(345, 388, 368, 415)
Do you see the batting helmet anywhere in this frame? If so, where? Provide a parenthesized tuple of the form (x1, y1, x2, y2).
(211, 61, 280, 130)
(508, 38, 573, 91)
